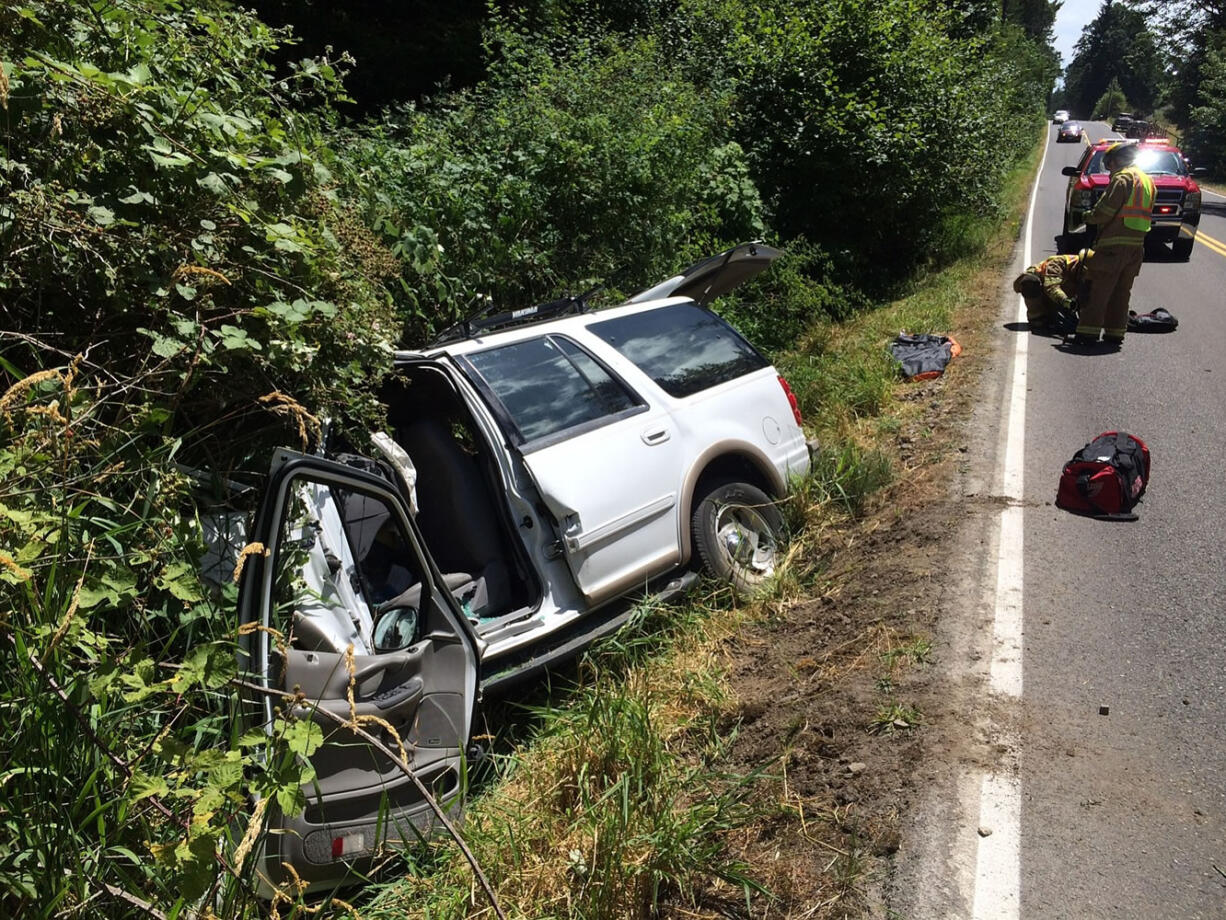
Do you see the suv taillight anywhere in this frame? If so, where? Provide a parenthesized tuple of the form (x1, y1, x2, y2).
(778, 376, 803, 426)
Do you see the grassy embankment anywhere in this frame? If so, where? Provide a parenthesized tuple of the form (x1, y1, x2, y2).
(319, 128, 1050, 920)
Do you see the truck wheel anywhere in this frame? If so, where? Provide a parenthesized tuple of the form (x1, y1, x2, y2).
(691, 481, 784, 595)
(1172, 239, 1194, 261)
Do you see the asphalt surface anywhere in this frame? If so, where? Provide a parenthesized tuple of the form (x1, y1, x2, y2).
(882, 122, 1226, 919)
(1018, 122, 1226, 918)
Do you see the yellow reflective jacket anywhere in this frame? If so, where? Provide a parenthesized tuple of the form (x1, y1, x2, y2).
(1021, 254, 1084, 307)
(1088, 165, 1155, 248)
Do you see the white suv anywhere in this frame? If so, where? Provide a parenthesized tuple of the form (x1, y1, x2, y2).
(236, 242, 812, 890)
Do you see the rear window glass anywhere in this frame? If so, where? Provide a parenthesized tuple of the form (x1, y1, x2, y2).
(588, 303, 769, 398)
(465, 335, 641, 442)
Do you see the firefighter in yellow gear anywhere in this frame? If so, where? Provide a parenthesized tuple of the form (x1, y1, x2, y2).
(1075, 142, 1155, 348)
(1012, 249, 1092, 331)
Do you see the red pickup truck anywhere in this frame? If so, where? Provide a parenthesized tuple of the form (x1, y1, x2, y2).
(1061, 137, 1206, 261)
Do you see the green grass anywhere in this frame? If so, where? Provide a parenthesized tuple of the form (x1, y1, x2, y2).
(881, 637, 933, 670)
(868, 703, 923, 735)
(362, 617, 765, 920)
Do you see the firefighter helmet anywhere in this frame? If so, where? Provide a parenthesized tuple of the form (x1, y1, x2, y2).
(1103, 142, 1139, 166)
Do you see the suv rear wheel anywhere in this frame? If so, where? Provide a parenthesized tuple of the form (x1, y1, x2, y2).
(691, 481, 785, 594)
(1173, 238, 1194, 261)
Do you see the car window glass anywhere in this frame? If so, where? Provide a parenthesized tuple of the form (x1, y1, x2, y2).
(466, 335, 640, 442)
(1136, 150, 1186, 175)
(334, 487, 425, 606)
(271, 479, 424, 653)
(588, 303, 769, 398)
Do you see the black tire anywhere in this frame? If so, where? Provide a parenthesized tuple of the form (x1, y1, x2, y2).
(1172, 238, 1194, 261)
(691, 481, 785, 595)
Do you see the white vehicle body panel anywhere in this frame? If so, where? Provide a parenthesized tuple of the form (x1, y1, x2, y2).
(519, 404, 686, 604)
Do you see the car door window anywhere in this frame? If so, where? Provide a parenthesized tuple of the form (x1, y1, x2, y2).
(463, 335, 643, 444)
(269, 479, 429, 656)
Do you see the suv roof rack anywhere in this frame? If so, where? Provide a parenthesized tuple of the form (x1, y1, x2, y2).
(429, 283, 605, 347)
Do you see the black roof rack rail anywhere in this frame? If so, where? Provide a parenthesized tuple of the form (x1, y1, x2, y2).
(428, 283, 605, 347)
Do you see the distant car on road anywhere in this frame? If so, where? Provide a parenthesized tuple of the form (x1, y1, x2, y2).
(1057, 121, 1084, 143)
(1112, 113, 1134, 132)
(1052, 109, 1071, 124)
(1124, 120, 1153, 139)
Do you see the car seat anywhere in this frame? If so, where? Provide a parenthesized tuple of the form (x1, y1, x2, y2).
(396, 417, 512, 620)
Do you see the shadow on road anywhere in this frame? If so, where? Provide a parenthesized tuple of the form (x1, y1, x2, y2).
(1004, 320, 1073, 340)
(1053, 232, 1197, 262)
(1053, 339, 1121, 356)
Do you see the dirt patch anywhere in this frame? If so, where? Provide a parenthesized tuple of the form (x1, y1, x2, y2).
(683, 318, 1008, 917)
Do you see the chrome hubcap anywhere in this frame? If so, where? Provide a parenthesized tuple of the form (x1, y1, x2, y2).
(714, 503, 777, 579)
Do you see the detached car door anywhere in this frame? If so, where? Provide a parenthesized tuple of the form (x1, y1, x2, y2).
(237, 450, 480, 892)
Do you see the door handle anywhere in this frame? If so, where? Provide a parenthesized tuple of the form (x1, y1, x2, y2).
(641, 426, 671, 446)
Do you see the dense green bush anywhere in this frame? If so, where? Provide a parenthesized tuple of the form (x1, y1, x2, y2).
(0, 2, 393, 915)
(1, 0, 397, 462)
(665, 0, 1057, 282)
(338, 23, 766, 344)
(1187, 31, 1226, 176)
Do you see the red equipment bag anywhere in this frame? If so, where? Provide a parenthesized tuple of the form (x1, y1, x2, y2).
(1055, 431, 1150, 521)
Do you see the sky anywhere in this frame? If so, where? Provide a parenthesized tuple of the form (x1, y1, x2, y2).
(1052, 0, 1104, 69)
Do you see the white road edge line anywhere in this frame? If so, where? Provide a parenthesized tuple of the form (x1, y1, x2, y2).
(969, 132, 1049, 920)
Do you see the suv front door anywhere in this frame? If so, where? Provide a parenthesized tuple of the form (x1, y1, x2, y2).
(237, 450, 479, 891)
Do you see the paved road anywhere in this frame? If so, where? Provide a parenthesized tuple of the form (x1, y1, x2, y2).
(1019, 122, 1226, 919)
(885, 123, 1226, 919)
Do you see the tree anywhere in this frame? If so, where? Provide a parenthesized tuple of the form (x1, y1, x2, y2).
(1093, 75, 1132, 115)
(1004, 0, 1063, 42)
(1141, 0, 1226, 125)
(1186, 29, 1226, 172)
(1063, 0, 1167, 116)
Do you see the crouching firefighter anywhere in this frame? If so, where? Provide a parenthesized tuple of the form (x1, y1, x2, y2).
(1012, 248, 1092, 333)
(1076, 142, 1155, 348)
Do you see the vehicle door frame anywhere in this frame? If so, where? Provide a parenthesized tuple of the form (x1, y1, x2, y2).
(451, 335, 687, 606)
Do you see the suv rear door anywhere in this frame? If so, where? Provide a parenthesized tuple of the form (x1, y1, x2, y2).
(457, 334, 687, 606)
(237, 450, 479, 890)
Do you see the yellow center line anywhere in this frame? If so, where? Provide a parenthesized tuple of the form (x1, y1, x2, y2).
(1195, 229, 1226, 258)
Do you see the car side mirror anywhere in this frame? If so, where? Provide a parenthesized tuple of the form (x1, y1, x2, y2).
(1061, 166, 1079, 177)
(372, 606, 420, 653)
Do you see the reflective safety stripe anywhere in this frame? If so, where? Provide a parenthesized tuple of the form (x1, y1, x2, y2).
(1095, 232, 1146, 248)
(1120, 167, 1155, 232)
